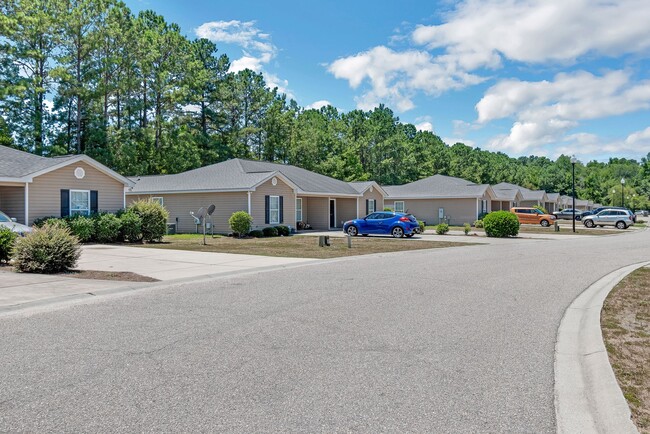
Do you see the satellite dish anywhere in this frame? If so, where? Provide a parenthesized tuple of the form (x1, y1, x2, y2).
(207, 204, 216, 216)
(196, 207, 206, 220)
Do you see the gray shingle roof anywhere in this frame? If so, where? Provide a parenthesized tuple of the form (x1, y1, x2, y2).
(384, 174, 490, 198)
(492, 182, 546, 202)
(347, 181, 375, 194)
(492, 188, 520, 201)
(546, 193, 560, 201)
(0, 145, 77, 178)
(130, 158, 360, 195)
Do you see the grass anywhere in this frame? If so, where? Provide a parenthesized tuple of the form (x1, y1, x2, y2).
(601, 267, 650, 433)
(425, 224, 620, 236)
(137, 234, 473, 259)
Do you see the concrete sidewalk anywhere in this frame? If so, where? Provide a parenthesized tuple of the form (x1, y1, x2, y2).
(77, 245, 316, 280)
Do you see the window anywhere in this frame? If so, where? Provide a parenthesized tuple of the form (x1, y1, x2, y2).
(152, 197, 164, 206)
(296, 198, 303, 222)
(269, 195, 280, 224)
(70, 190, 90, 216)
(394, 201, 405, 213)
(368, 199, 375, 214)
(481, 200, 488, 214)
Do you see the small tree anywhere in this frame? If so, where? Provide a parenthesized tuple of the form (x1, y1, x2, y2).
(483, 211, 520, 238)
(128, 200, 169, 242)
(229, 211, 253, 237)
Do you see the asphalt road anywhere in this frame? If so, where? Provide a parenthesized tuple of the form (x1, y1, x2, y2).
(1, 228, 648, 432)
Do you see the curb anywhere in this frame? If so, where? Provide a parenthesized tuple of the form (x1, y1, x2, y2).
(554, 261, 649, 434)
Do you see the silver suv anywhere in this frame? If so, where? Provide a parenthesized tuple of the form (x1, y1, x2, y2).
(582, 209, 634, 229)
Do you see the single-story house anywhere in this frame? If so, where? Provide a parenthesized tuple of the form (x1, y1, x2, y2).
(545, 193, 560, 213)
(0, 145, 133, 225)
(127, 158, 385, 233)
(383, 174, 496, 225)
(492, 182, 549, 210)
(490, 186, 524, 211)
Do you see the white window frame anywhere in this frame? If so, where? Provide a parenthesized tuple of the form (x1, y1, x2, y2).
(368, 199, 375, 214)
(269, 195, 280, 225)
(296, 198, 302, 222)
(394, 201, 405, 213)
(70, 189, 91, 216)
(151, 197, 164, 206)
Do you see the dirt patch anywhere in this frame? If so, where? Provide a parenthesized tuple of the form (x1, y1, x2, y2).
(601, 266, 650, 432)
(135, 234, 473, 259)
(0, 264, 157, 282)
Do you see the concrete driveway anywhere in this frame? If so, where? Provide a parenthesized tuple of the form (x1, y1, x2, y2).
(77, 245, 316, 280)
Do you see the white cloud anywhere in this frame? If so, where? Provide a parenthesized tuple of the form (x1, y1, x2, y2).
(415, 121, 434, 132)
(554, 127, 650, 160)
(196, 20, 292, 96)
(305, 100, 331, 110)
(477, 71, 650, 153)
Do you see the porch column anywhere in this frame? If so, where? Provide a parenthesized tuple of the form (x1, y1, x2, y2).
(24, 182, 29, 225)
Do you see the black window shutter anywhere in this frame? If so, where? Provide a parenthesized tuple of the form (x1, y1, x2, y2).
(265, 195, 270, 224)
(279, 196, 284, 223)
(90, 190, 98, 214)
(366, 199, 369, 215)
(373, 199, 377, 212)
(60, 190, 70, 217)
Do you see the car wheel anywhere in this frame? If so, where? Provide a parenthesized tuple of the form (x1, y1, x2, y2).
(616, 221, 627, 229)
(575, 216, 582, 221)
(391, 226, 404, 238)
(346, 225, 358, 236)
(584, 219, 595, 228)
(540, 219, 550, 227)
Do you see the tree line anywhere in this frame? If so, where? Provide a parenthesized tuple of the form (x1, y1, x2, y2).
(1, 0, 649, 209)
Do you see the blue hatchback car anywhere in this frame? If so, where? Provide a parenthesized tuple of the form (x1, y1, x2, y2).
(343, 212, 419, 238)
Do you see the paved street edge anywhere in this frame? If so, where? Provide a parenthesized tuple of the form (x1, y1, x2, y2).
(554, 261, 649, 434)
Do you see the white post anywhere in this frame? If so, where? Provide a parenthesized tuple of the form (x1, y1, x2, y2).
(24, 182, 29, 225)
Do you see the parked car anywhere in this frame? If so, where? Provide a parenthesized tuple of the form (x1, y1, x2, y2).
(635, 210, 648, 217)
(0, 210, 32, 235)
(586, 206, 636, 223)
(582, 209, 634, 229)
(553, 208, 584, 220)
(343, 212, 419, 238)
(511, 207, 556, 227)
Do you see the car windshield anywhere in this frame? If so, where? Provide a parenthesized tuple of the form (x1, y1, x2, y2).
(0, 211, 11, 222)
(533, 209, 543, 214)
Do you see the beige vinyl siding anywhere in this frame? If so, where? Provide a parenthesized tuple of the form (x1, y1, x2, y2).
(491, 200, 512, 211)
(127, 192, 248, 234)
(336, 198, 356, 226)
(301, 196, 329, 230)
(28, 161, 124, 224)
(362, 188, 384, 213)
(250, 177, 296, 229)
(389, 198, 480, 226)
(0, 186, 26, 224)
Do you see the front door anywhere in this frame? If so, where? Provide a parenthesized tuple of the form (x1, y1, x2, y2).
(329, 199, 336, 228)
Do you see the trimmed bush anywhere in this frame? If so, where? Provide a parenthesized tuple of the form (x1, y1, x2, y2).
(0, 226, 18, 263)
(13, 223, 81, 273)
(228, 211, 253, 237)
(68, 216, 95, 242)
(249, 229, 264, 238)
(474, 219, 484, 228)
(44, 217, 70, 230)
(436, 223, 449, 235)
(483, 211, 520, 238)
(94, 213, 122, 243)
(128, 200, 168, 242)
(32, 216, 58, 228)
(418, 220, 425, 233)
(275, 225, 290, 236)
(463, 223, 471, 235)
(120, 210, 142, 242)
(262, 226, 278, 237)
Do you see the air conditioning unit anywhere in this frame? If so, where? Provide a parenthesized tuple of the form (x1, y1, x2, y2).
(166, 223, 176, 235)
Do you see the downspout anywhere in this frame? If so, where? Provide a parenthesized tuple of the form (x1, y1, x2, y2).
(24, 182, 29, 225)
(247, 191, 252, 215)
(356, 197, 359, 218)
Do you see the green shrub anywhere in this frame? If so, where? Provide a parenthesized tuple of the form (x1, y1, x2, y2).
(384, 207, 392, 211)
(68, 216, 95, 242)
(128, 200, 168, 242)
(436, 223, 449, 235)
(0, 226, 18, 263)
(262, 226, 278, 237)
(474, 219, 484, 228)
(483, 211, 520, 238)
(275, 225, 290, 236)
(32, 216, 58, 228)
(228, 211, 253, 237)
(248, 229, 264, 238)
(418, 220, 425, 233)
(120, 210, 142, 242)
(12, 223, 81, 273)
(43, 217, 69, 230)
(94, 213, 122, 243)
(477, 212, 489, 221)
(463, 223, 471, 235)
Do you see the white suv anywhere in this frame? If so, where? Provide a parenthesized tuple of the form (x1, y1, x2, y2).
(582, 209, 634, 229)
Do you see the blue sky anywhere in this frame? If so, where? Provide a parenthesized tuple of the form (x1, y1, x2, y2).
(127, 0, 650, 162)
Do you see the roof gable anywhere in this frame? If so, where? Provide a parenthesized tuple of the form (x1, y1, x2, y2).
(384, 174, 490, 198)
